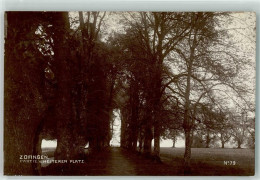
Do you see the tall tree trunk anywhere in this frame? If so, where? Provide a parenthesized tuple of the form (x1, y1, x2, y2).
(220, 133, 225, 148)
(138, 135, 144, 152)
(183, 31, 196, 174)
(130, 84, 139, 151)
(120, 108, 127, 148)
(237, 141, 242, 149)
(172, 137, 176, 148)
(183, 76, 192, 174)
(51, 12, 74, 161)
(153, 126, 161, 160)
(206, 131, 210, 148)
(153, 109, 161, 159)
(152, 66, 162, 160)
(143, 127, 153, 156)
(184, 129, 192, 174)
(132, 140, 137, 151)
(4, 12, 45, 175)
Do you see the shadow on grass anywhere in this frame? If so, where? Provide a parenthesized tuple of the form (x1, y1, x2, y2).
(41, 147, 254, 176)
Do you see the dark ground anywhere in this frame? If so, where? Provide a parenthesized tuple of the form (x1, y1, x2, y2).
(41, 147, 254, 176)
(160, 147, 255, 176)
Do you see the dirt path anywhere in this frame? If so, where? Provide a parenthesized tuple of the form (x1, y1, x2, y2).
(42, 147, 181, 175)
(104, 147, 181, 175)
(105, 148, 137, 175)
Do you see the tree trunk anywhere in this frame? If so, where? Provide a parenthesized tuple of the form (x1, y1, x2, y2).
(184, 129, 192, 174)
(172, 137, 176, 148)
(221, 141, 225, 148)
(143, 127, 152, 156)
(138, 136, 143, 152)
(237, 141, 242, 149)
(183, 39, 195, 174)
(4, 12, 45, 175)
(153, 126, 161, 160)
(120, 108, 127, 148)
(153, 104, 161, 160)
(51, 12, 75, 161)
(32, 117, 46, 175)
(206, 131, 210, 148)
(132, 140, 137, 151)
(152, 69, 162, 160)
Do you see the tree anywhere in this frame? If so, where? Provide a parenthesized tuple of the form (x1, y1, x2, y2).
(217, 112, 232, 148)
(160, 92, 184, 148)
(119, 12, 191, 159)
(169, 12, 223, 172)
(49, 12, 76, 161)
(246, 117, 255, 149)
(230, 111, 249, 148)
(165, 12, 249, 172)
(4, 12, 47, 175)
(164, 129, 182, 148)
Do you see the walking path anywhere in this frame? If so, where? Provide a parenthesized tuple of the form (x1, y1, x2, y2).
(101, 147, 180, 175)
(42, 147, 179, 175)
(106, 148, 137, 175)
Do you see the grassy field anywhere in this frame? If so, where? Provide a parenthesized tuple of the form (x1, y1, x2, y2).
(41, 147, 254, 175)
(160, 147, 255, 175)
(42, 147, 56, 157)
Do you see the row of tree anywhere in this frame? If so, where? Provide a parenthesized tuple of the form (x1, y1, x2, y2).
(165, 110, 255, 149)
(113, 12, 254, 173)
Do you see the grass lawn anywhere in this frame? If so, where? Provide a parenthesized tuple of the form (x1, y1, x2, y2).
(160, 147, 255, 175)
(40, 147, 254, 175)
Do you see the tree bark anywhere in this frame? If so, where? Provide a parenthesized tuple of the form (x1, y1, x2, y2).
(184, 129, 192, 174)
(152, 65, 163, 159)
(183, 26, 197, 174)
(120, 108, 127, 148)
(138, 135, 144, 152)
(153, 126, 161, 160)
(50, 12, 75, 161)
(237, 141, 242, 149)
(143, 127, 153, 156)
(206, 131, 210, 148)
(183, 71, 192, 174)
(172, 137, 176, 148)
(4, 12, 46, 175)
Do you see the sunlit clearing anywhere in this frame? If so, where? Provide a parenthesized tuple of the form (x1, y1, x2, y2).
(41, 139, 57, 148)
(160, 139, 185, 148)
(110, 109, 121, 147)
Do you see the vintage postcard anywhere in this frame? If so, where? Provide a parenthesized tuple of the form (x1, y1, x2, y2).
(4, 11, 256, 176)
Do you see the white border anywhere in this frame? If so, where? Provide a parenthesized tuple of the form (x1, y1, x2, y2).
(0, 0, 259, 180)
(1, 0, 260, 11)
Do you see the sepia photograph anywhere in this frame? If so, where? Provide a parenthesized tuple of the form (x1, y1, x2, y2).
(4, 11, 256, 176)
